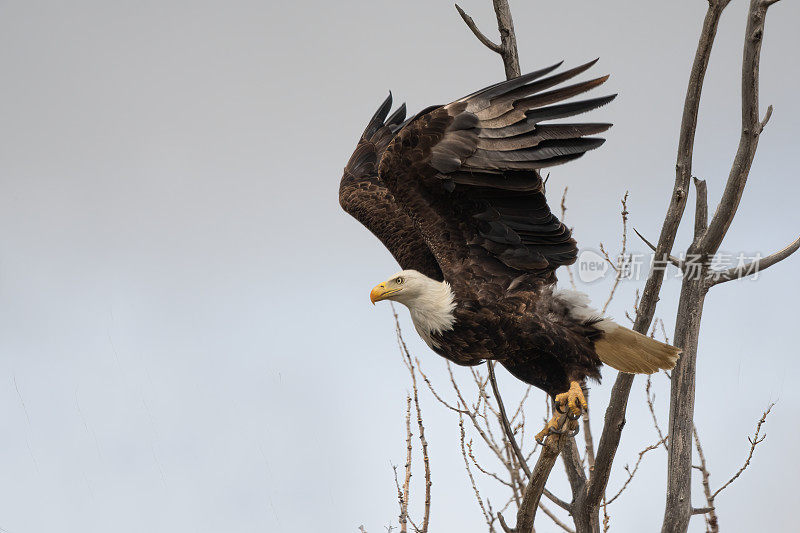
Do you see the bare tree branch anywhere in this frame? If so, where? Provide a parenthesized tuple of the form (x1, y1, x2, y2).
(542, 489, 572, 516)
(455, 1, 520, 79)
(645, 376, 668, 450)
(414, 382, 431, 531)
(605, 437, 667, 505)
(693, 177, 708, 241)
(694, 1, 779, 255)
(711, 403, 773, 499)
(710, 235, 800, 285)
(392, 306, 432, 532)
(633, 228, 683, 269)
(692, 426, 719, 532)
(460, 416, 497, 532)
(455, 4, 502, 53)
(501, 432, 571, 533)
(580, 382, 597, 470)
(394, 396, 413, 533)
(690, 403, 773, 533)
(490, 0, 521, 79)
(562, 436, 588, 498)
(600, 192, 631, 314)
(487, 362, 572, 513)
(467, 440, 514, 488)
(538, 502, 576, 533)
(488, 362, 531, 481)
(416, 359, 469, 414)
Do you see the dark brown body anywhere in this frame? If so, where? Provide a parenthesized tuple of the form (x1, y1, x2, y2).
(429, 290, 603, 396)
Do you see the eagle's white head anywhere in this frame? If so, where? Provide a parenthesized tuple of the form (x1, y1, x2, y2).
(369, 269, 457, 348)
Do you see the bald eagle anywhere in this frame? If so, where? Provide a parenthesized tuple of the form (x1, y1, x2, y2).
(339, 60, 680, 441)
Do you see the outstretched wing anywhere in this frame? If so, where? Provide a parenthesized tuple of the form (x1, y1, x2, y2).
(339, 94, 444, 280)
(378, 60, 615, 297)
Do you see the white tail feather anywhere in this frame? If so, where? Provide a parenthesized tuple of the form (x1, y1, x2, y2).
(594, 321, 680, 374)
(554, 289, 681, 374)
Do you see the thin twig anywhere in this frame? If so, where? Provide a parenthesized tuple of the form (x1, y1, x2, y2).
(460, 416, 496, 532)
(446, 362, 505, 460)
(601, 192, 631, 313)
(416, 359, 469, 414)
(645, 376, 667, 450)
(391, 306, 431, 531)
(692, 425, 718, 532)
(467, 439, 514, 488)
(394, 395, 413, 533)
(633, 228, 683, 269)
(413, 378, 431, 530)
(539, 502, 576, 533)
(605, 436, 668, 505)
(711, 403, 773, 499)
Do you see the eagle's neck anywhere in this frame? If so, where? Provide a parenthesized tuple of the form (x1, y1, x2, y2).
(408, 280, 457, 349)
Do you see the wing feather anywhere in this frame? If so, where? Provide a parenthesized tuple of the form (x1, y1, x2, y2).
(339, 95, 443, 280)
(377, 61, 616, 291)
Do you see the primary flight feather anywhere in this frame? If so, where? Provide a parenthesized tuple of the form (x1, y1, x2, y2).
(339, 60, 680, 441)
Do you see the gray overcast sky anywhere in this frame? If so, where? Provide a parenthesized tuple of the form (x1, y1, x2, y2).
(1, 1, 798, 532)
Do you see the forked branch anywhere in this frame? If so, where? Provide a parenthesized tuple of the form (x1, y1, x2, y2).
(454, 1, 521, 78)
(455, 4, 502, 53)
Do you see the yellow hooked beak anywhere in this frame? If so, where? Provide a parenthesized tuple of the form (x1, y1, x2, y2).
(370, 282, 401, 304)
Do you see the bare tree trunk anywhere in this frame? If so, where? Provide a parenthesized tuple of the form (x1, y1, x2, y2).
(662, 279, 708, 532)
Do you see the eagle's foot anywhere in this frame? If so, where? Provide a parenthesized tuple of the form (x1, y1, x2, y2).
(534, 412, 578, 444)
(555, 381, 587, 421)
(535, 413, 564, 444)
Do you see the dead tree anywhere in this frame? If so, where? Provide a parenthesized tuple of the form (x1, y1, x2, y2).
(654, 1, 797, 531)
(370, 1, 795, 532)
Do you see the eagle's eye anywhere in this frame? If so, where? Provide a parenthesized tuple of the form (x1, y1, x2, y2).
(395, 277, 404, 285)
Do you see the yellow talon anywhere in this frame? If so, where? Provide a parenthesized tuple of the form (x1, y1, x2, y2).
(535, 382, 587, 444)
(555, 381, 588, 418)
(535, 413, 565, 444)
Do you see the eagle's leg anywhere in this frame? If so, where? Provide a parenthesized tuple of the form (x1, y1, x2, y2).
(555, 380, 588, 420)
